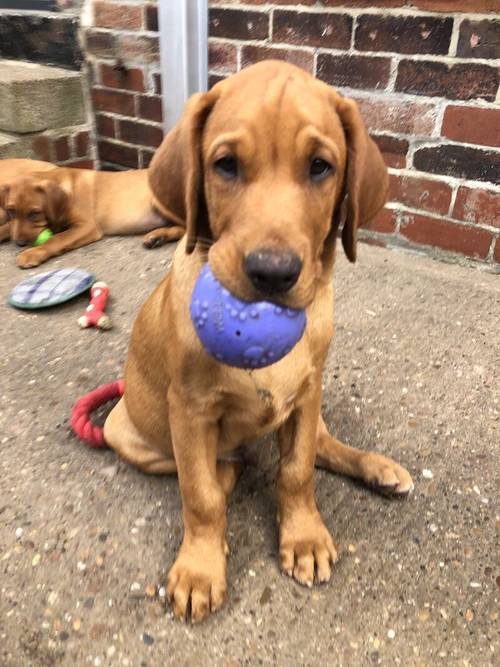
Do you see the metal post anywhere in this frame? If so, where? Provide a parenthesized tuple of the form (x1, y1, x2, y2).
(158, 0, 208, 132)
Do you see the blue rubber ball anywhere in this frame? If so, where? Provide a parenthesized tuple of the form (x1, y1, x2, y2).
(190, 264, 307, 369)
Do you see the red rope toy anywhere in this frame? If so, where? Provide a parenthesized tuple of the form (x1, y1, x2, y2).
(70, 379, 124, 448)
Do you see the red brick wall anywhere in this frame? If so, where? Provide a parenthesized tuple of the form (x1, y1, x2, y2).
(31, 128, 94, 169)
(208, 1, 500, 266)
(84, 0, 162, 170)
(83, 0, 499, 264)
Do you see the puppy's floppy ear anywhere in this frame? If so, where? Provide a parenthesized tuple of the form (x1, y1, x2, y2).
(335, 97, 388, 262)
(36, 180, 69, 231)
(149, 90, 218, 254)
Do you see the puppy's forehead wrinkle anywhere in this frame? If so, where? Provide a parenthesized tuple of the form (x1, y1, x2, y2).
(262, 73, 293, 115)
(210, 79, 339, 154)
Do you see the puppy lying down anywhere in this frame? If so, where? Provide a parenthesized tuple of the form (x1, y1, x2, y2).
(0, 159, 184, 268)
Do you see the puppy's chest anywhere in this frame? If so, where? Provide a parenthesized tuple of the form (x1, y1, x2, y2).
(217, 360, 311, 442)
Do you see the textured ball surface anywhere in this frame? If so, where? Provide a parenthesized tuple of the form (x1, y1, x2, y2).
(190, 264, 306, 369)
(33, 228, 54, 246)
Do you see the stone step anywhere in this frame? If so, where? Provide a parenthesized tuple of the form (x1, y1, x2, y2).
(0, 60, 86, 134)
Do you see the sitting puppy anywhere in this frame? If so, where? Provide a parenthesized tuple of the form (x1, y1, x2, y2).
(0, 159, 184, 268)
(103, 61, 413, 622)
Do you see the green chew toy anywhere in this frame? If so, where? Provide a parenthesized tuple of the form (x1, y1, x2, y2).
(34, 229, 54, 246)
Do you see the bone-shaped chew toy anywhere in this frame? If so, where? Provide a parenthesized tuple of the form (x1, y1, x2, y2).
(78, 281, 112, 330)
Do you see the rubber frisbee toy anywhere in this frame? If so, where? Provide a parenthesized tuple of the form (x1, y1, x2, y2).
(8, 267, 95, 310)
(190, 264, 306, 369)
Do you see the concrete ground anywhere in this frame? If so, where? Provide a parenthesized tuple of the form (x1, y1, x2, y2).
(0, 237, 498, 667)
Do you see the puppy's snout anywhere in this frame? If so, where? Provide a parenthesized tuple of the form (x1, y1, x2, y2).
(15, 239, 28, 247)
(244, 247, 302, 295)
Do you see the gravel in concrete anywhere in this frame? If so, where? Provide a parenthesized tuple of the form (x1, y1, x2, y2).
(1, 238, 498, 666)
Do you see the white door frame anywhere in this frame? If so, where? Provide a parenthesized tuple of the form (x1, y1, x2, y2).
(158, 0, 208, 132)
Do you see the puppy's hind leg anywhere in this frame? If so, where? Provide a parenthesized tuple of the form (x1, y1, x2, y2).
(315, 416, 413, 496)
(104, 397, 177, 474)
(103, 397, 243, 495)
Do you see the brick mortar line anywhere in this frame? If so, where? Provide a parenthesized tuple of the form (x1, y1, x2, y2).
(486, 234, 497, 261)
(386, 54, 400, 93)
(93, 112, 163, 130)
(358, 229, 499, 269)
(406, 137, 500, 154)
(447, 184, 460, 218)
(432, 98, 448, 139)
(97, 134, 161, 142)
(448, 14, 461, 58)
(208, 36, 500, 67)
(210, 36, 316, 52)
(97, 135, 158, 152)
(318, 48, 500, 67)
(336, 85, 500, 109)
(211, 4, 498, 21)
(387, 166, 500, 193)
(86, 26, 159, 39)
(92, 82, 159, 96)
(384, 201, 500, 233)
(82, 64, 99, 166)
(350, 13, 357, 52)
(133, 94, 140, 119)
(237, 43, 243, 71)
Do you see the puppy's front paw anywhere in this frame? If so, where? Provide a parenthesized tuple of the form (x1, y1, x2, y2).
(359, 452, 414, 496)
(16, 247, 48, 269)
(167, 537, 227, 623)
(143, 230, 168, 249)
(279, 510, 337, 587)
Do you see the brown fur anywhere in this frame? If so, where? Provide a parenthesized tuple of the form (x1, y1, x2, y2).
(103, 61, 413, 622)
(0, 159, 184, 268)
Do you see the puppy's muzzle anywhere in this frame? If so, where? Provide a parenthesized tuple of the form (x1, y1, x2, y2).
(244, 247, 302, 295)
(15, 239, 29, 247)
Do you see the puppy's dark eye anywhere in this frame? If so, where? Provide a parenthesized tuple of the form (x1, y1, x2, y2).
(310, 158, 333, 181)
(214, 156, 238, 180)
(28, 210, 42, 222)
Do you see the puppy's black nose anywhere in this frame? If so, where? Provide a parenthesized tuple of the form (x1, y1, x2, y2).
(15, 239, 28, 247)
(244, 247, 302, 295)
